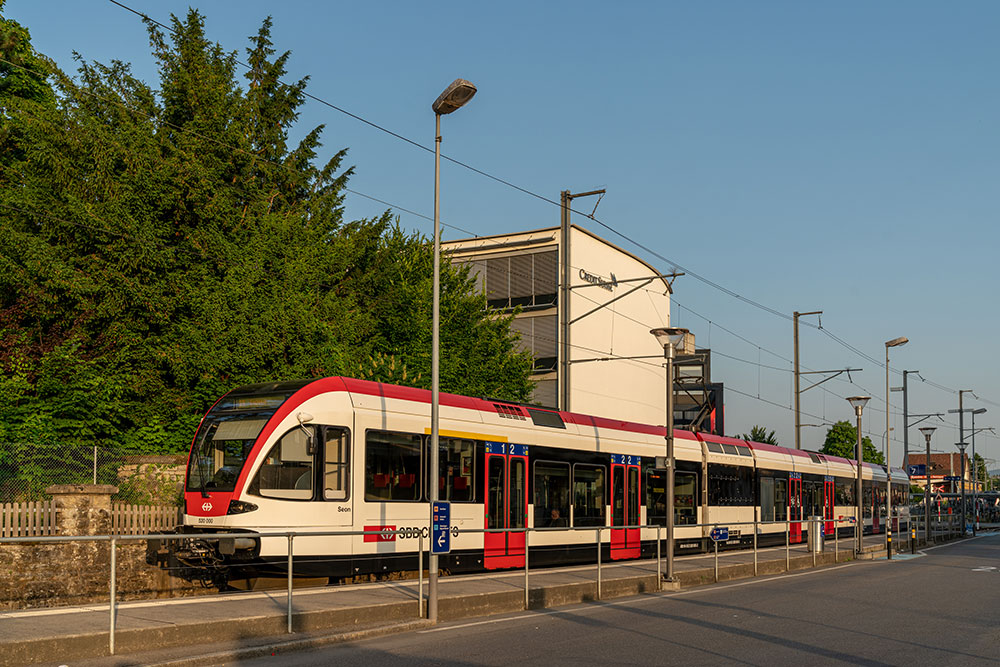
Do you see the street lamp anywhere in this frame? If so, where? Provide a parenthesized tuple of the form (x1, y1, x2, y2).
(650, 326, 690, 583)
(429, 78, 476, 624)
(847, 396, 870, 555)
(883, 336, 907, 559)
(956, 442, 968, 537)
(918, 426, 935, 545)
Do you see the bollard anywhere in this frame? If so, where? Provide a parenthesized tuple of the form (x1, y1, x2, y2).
(418, 534, 424, 618)
(714, 530, 719, 583)
(911, 526, 916, 555)
(287, 533, 294, 634)
(109, 536, 117, 656)
(524, 529, 530, 610)
(596, 528, 602, 600)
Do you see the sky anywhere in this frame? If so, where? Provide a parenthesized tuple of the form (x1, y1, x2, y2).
(6, 1, 999, 468)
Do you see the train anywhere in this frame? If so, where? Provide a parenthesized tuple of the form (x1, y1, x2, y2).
(151, 376, 910, 586)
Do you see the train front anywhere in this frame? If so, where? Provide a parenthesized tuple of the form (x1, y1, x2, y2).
(148, 380, 312, 586)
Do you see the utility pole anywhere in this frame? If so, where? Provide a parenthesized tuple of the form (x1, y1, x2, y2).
(559, 188, 605, 413)
(793, 311, 822, 450)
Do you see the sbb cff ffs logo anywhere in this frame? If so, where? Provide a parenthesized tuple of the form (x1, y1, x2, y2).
(202, 502, 212, 512)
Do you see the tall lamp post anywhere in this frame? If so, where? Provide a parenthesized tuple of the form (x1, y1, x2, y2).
(429, 78, 477, 624)
(955, 442, 968, 536)
(884, 336, 908, 559)
(918, 426, 935, 544)
(847, 396, 870, 555)
(650, 326, 690, 583)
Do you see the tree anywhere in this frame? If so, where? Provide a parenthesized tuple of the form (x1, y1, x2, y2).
(739, 425, 779, 446)
(820, 421, 884, 464)
(0, 9, 534, 490)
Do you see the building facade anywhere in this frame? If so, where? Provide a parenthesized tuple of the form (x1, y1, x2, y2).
(445, 224, 675, 425)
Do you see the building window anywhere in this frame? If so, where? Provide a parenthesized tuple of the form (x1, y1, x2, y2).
(456, 250, 558, 311)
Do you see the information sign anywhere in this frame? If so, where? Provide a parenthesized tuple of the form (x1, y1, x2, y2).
(710, 527, 729, 542)
(432, 501, 451, 555)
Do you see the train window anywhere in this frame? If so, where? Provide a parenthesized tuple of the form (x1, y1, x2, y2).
(253, 426, 316, 501)
(534, 461, 570, 527)
(760, 477, 775, 523)
(364, 430, 422, 502)
(323, 427, 350, 501)
(722, 444, 739, 456)
(774, 478, 787, 522)
(437, 438, 476, 503)
(573, 464, 606, 527)
(645, 470, 666, 526)
(675, 471, 697, 525)
(612, 466, 625, 526)
(628, 467, 640, 527)
(509, 458, 526, 529)
(706, 443, 724, 454)
(708, 464, 754, 506)
(487, 457, 505, 530)
(737, 446, 752, 457)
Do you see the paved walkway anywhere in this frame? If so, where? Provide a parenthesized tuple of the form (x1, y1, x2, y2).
(0, 531, 955, 667)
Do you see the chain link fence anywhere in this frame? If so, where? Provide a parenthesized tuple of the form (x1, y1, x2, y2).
(0, 443, 185, 506)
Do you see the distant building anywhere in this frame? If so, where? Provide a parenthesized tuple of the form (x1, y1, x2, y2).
(444, 224, 724, 430)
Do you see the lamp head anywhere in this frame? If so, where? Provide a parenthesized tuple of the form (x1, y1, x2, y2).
(973, 408, 987, 415)
(885, 336, 909, 348)
(918, 426, 936, 439)
(650, 327, 690, 351)
(847, 395, 870, 412)
(432, 79, 477, 115)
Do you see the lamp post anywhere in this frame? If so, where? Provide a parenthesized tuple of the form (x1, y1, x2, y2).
(918, 426, 935, 544)
(650, 326, 690, 582)
(429, 78, 476, 624)
(955, 442, 968, 536)
(970, 408, 986, 535)
(883, 336, 907, 559)
(847, 396, 870, 555)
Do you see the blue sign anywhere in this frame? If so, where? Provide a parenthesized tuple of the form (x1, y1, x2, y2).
(432, 501, 451, 555)
(944, 475, 961, 482)
(485, 442, 528, 456)
(611, 454, 641, 465)
(710, 527, 729, 542)
(908, 464, 926, 477)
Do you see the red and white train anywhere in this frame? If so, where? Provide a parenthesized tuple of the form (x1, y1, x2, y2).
(157, 377, 909, 585)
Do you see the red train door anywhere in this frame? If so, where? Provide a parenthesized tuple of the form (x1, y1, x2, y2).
(611, 454, 641, 560)
(824, 476, 835, 537)
(789, 473, 802, 544)
(484, 442, 528, 570)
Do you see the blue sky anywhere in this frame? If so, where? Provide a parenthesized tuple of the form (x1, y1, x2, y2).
(7, 1, 998, 466)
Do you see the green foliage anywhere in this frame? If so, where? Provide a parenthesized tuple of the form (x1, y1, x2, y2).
(820, 421, 884, 464)
(739, 425, 779, 445)
(0, 9, 534, 483)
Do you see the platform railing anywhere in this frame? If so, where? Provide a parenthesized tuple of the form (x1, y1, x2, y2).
(0, 513, 961, 656)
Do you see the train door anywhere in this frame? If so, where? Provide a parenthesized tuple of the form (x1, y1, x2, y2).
(824, 476, 834, 537)
(611, 454, 641, 560)
(484, 443, 528, 570)
(789, 473, 802, 544)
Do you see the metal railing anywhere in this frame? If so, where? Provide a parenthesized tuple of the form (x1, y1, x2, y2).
(0, 513, 967, 655)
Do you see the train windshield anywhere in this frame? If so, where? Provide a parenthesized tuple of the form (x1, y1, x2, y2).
(186, 385, 304, 494)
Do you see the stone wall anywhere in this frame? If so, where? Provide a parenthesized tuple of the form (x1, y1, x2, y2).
(0, 484, 209, 610)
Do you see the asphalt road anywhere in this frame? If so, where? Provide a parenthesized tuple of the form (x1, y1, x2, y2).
(235, 534, 1000, 666)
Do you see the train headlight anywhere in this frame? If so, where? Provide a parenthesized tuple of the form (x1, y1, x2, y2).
(227, 500, 259, 515)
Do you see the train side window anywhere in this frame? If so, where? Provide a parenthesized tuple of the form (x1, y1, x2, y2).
(675, 471, 698, 526)
(534, 461, 570, 527)
(435, 437, 476, 503)
(253, 426, 316, 500)
(760, 477, 775, 522)
(574, 464, 606, 527)
(365, 430, 422, 502)
(323, 427, 350, 501)
(774, 478, 787, 522)
(645, 470, 666, 527)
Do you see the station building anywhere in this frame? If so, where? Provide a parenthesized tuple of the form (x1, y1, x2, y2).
(445, 224, 723, 430)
